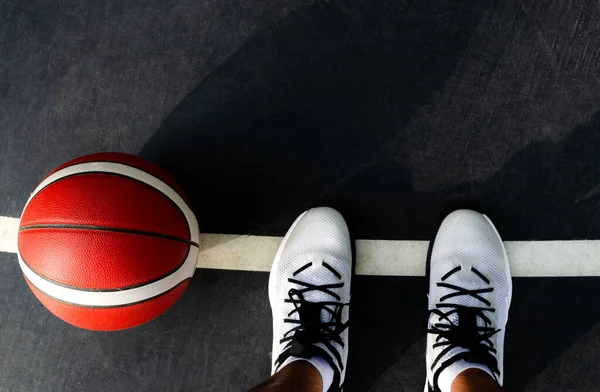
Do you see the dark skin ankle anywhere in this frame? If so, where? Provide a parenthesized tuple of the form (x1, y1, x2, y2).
(451, 368, 504, 392)
(249, 361, 322, 392)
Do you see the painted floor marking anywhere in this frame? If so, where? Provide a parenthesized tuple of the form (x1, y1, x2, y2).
(2, 216, 598, 277)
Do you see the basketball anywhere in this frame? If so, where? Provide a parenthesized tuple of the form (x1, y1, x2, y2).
(16, 152, 199, 331)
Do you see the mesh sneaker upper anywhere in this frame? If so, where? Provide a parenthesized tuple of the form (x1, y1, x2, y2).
(426, 210, 512, 391)
(269, 207, 352, 390)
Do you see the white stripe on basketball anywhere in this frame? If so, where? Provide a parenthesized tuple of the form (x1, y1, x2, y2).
(19, 161, 200, 307)
(18, 247, 198, 306)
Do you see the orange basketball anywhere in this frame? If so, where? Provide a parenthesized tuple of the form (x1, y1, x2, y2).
(17, 152, 199, 331)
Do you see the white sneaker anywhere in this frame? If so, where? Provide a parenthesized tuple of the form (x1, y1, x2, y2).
(269, 207, 352, 392)
(425, 210, 512, 392)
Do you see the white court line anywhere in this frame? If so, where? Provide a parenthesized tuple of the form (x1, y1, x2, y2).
(2, 216, 600, 277)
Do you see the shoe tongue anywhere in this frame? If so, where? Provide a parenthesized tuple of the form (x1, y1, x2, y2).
(291, 254, 340, 301)
(444, 309, 487, 328)
(289, 253, 343, 323)
(441, 272, 490, 329)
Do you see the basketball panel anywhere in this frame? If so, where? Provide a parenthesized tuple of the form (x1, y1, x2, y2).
(26, 278, 190, 331)
(20, 173, 190, 240)
(18, 228, 190, 290)
(49, 152, 189, 204)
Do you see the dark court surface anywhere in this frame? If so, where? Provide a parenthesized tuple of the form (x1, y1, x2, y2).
(1, 0, 600, 391)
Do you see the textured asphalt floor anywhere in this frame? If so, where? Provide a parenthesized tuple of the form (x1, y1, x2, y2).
(1, 0, 600, 390)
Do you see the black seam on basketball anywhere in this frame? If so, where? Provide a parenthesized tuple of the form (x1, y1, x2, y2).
(25, 170, 194, 242)
(19, 224, 199, 247)
(23, 275, 191, 308)
(47, 160, 192, 209)
(18, 241, 194, 292)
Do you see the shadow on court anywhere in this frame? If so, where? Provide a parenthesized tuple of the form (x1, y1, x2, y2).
(141, 0, 491, 238)
(140, 0, 600, 390)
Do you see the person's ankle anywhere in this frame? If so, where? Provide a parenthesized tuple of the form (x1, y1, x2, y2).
(249, 361, 322, 392)
(279, 356, 333, 392)
(280, 360, 323, 391)
(451, 368, 503, 392)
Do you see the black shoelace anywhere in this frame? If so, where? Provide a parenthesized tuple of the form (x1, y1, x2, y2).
(274, 261, 349, 375)
(428, 266, 500, 391)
